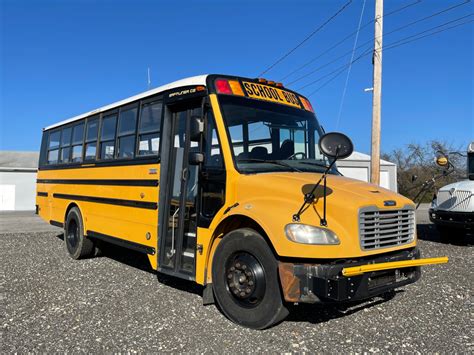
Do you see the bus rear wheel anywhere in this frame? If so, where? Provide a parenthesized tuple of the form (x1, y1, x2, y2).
(65, 207, 94, 259)
(211, 228, 289, 329)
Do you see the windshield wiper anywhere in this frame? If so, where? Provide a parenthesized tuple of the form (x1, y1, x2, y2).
(297, 161, 331, 168)
(237, 158, 302, 172)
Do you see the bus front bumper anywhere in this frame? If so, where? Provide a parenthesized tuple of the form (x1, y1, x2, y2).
(278, 248, 448, 304)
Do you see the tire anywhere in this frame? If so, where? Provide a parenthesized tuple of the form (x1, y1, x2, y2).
(211, 228, 289, 329)
(64, 207, 94, 259)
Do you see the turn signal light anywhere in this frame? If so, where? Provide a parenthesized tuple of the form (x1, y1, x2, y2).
(258, 78, 267, 84)
(267, 80, 276, 86)
(299, 96, 314, 112)
(276, 82, 284, 88)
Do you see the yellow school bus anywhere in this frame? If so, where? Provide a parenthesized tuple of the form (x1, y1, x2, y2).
(36, 74, 447, 329)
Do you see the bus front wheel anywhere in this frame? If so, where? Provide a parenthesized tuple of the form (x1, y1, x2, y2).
(65, 207, 94, 259)
(211, 228, 289, 329)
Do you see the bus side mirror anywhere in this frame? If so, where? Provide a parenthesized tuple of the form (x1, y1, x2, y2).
(435, 153, 449, 168)
(318, 132, 353, 160)
(189, 152, 204, 165)
(190, 116, 204, 142)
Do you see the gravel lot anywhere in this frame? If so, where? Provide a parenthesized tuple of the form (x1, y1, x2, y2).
(1, 206, 472, 352)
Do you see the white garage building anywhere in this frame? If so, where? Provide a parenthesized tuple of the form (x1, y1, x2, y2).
(338, 151, 397, 192)
(0, 151, 39, 211)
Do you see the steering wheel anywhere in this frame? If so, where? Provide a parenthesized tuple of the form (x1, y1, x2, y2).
(288, 152, 307, 160)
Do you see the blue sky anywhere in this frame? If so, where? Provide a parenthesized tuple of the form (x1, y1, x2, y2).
(1, 0, 473, 154)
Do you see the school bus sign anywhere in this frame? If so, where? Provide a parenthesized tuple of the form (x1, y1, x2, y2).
(241, 81, 302, 108)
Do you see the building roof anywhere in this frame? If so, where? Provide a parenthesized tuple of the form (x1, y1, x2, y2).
(44, 75, 209, 131)
(341, 151, 395, 166)
(0, 151, 39, 171)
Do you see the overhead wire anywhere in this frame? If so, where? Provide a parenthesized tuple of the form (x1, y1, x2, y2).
(279, 0, 423, 82)
(335, 0, 367, 129)
(257, 0, 353, 77)
(287, 0, 471, 86)
(304, 14, 473, 97)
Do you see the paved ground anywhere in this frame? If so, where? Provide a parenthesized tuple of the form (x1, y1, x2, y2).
(1, 206, 472, 352)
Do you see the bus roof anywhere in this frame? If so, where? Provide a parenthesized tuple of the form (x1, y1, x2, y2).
(44, 74, 209, 131)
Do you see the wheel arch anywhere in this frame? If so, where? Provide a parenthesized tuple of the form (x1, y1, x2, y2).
(205, 214, 279, 284)
(64, 202, 85, 233)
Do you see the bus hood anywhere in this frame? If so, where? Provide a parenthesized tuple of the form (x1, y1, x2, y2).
(232, 172, 416, 259)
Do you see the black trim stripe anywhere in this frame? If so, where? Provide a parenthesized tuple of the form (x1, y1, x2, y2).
(38, 156, 159, 171)
(50, 220, 64, 228)
(37, 192, 48, 197)
(53, 193, 157, 210)
(87, 230, 155, 255)
(37, 179, 159, 187)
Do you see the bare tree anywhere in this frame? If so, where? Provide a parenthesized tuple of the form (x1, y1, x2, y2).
(382, 140, 467, 202)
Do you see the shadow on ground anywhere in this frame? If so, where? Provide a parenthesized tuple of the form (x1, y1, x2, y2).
(417, 224, 473, 246)
(285, 290, 402, 324)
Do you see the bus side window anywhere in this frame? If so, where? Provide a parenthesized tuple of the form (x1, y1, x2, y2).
(59, 126, 72, 163)
(71, 122, 84, 163)
(99, 113, 117, 160)
(117, 105, 138, 159)
(84, 116, 99, 161)
(200, 113, 225, 221)
(205, 116, 224, 168)
(47, 130, 61, 164)
(138, 100, 162, 156)
(39, 131, 49, 167)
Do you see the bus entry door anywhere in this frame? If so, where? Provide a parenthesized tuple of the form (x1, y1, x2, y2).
(158, 105, 201, 279)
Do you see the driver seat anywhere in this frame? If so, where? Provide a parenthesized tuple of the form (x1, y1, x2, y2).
(279, 139, 294, 159)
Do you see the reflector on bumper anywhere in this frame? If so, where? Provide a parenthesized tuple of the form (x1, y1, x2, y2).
(342, 256, 449, 277)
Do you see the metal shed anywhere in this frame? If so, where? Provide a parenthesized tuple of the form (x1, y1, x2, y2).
(337, 151, 398, 192)
(0, 151, 39, 211)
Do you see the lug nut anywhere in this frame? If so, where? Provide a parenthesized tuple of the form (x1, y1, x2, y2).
(230, 267, 235, 271)
(227, 274, 232, 279)
(248, 281, 254, 286)
(236, 263, 241, 268)
(242, 265, 247, 270)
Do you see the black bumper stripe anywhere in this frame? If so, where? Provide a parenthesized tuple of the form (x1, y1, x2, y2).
(87, 230, 155, 255)
(53, 193, 157, 210)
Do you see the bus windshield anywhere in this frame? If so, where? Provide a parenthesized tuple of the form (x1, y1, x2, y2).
(219, 95, 338, 174)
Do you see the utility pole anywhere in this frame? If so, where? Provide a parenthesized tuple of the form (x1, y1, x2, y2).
(370, 0, 383, 185)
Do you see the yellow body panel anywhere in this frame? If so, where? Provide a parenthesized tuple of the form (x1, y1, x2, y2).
(36, 163, 159, 269)
(342, 257, 449, 276)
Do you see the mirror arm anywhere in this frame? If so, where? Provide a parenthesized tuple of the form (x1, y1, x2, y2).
(292, 149, 339, 223)
(321, 174, 327, 226)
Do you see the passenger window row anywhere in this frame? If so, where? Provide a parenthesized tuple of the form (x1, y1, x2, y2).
(45, 98, 163, 165)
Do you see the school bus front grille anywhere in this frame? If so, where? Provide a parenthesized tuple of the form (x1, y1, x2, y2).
(359, 207, 415, 250)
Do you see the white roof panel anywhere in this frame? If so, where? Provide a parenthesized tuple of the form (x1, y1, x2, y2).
(44, 75, 209, 131)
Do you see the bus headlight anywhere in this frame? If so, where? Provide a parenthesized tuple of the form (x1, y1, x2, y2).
(285, 224, 340, 245)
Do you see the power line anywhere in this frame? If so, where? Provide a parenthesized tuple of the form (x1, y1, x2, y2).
(279, 0, 423, 82)
(257, 0, 353, 77)
(304, 15, 473, 97)
(287, 0, 471, 86)
(336, 0, 367, 129)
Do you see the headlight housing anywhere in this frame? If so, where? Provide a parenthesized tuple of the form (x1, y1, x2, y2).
(285, 223, 340, 245)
